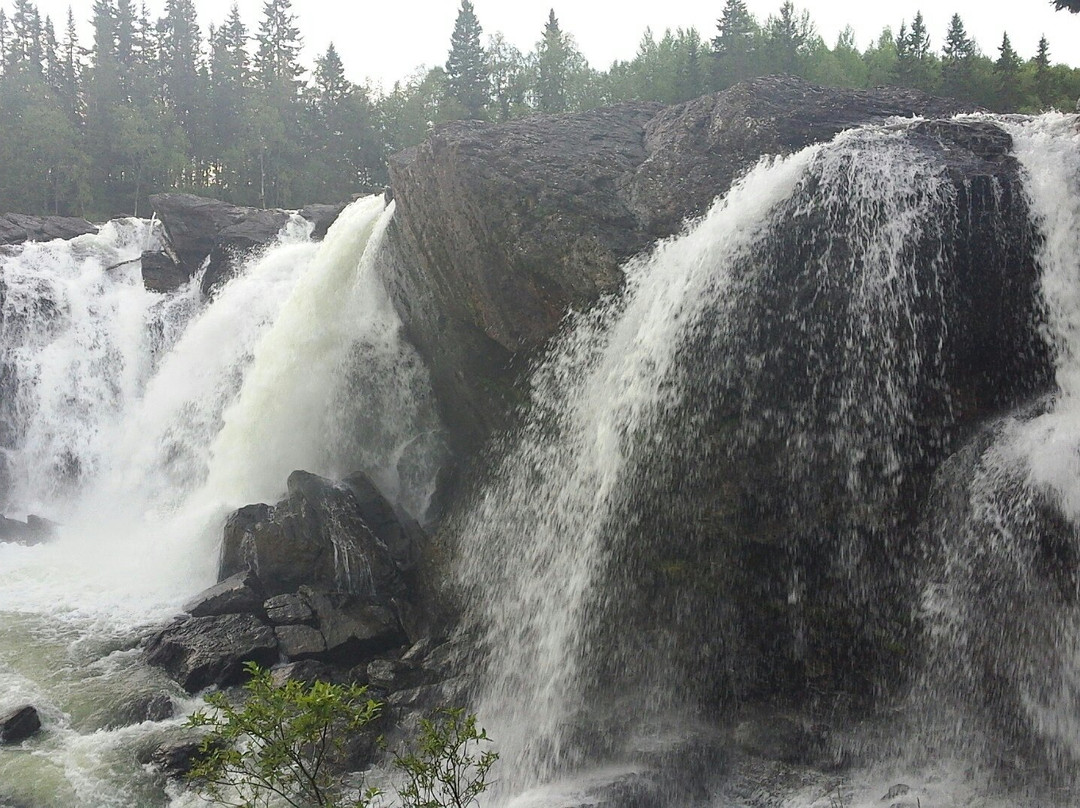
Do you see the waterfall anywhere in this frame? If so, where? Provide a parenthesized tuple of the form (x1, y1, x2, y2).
(455, 121, 981, 801)
(914, 114, 1080, 778)
(0, 196, 443, 807)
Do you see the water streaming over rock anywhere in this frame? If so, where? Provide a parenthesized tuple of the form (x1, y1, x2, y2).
(0, 196, 443, 806)
(453, 115, 1069, 806)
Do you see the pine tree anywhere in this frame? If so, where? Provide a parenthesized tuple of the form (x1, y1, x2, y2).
(444, 0, 487, 118)
(712, 0, 758, 88)
(993, 32, 1022, 111)
(1035, 35, 1051, 107)
(536, 9, 569, 113)
(58, 6, 80, 119)
(764, 1, 813, 76)
(941, 13, 975, 100)
(892, 12, 936, 91)
(160, 0, 201, 132)
(254, 0, 302, 90)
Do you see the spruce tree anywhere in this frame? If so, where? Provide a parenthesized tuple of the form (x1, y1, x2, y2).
(536, 9, 568, 113)
(764, 1, 812, 76)
(445, 0, 487, 119)
(1035, 35, 1051, 107)
(712, 0, 757, 88)
(941, 13, 975, 100)
(254, 0, 301, 90)
(993, 32, 1021, 111)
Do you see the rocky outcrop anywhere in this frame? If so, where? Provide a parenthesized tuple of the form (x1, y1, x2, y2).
(148, 193, 292, 295)
(146, 194, 353, 295)
(0, 213, 95, 246)
(0, 514, 56, 545)
(217, 470, 406, 600)
(382, 76, 977, 457)
(144, 613, 278, 692)
(0, 705, 41, 744)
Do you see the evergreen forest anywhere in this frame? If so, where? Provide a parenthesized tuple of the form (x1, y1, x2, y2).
(2, 0, 1079, 218)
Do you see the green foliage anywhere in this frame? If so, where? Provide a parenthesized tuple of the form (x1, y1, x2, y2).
(184, 664, 497, 808)
(393, 708, 498, 808)
(4, 0, 1080, 216)
(185, 661, 382, 808)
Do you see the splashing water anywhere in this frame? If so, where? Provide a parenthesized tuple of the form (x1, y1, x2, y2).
(0, 196, 443, 806)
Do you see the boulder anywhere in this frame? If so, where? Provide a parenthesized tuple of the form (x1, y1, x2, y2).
(382, 76, 978, 458)
(143, 613, 278, 692)
(140, 250, 188, 293)
(270, 659, 335, 687)
(183, 570, 264, 618)
(264, 592, 316, 625)
(218, 471, 404, 600)
(274, 624, 326, 659)
(0, 213, 96, 245)
(342, 471, 426, 571)
(299, 201, 350, 240)
(302, 587, 405, 664)
(148, 193, 292, 295)
(0, 705, 40, 744)
(0, 514, 54, 545)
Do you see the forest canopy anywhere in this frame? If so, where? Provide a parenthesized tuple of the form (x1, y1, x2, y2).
(2, 0, 1079, 218)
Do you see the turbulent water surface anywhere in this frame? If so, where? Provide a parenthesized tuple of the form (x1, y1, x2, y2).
(0, 196, 443, 807)
(3, 116, 1080, 808)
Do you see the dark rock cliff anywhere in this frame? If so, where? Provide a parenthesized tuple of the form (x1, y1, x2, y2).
(382, 76, 976, 458)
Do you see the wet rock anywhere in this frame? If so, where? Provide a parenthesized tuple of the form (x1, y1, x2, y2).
(342, 471, 426, 571)
(146, 738, 220, 777)
(383, 75, 977, 458)
(148, 193, 292, 295)
(302, 587, 404, 664)
(183, 570, 264, 618)
(366, 658, 426, 692)
(218, 471, 404, 601)
(0, 213, 96, 245)
(0, 514, 53, 545)
(275, 624, 326, 659)
(270, 659, 335, 687)
(299, 201, 350, 240)
(218, 503, 272, 583)
(264, 592, 315, 625)
(140, 250, 188, 293)
(0, 705, 40, 744)
(144, 613, 278, 692)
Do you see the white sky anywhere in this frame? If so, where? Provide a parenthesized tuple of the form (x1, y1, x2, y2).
(23, 0, 1080, 91)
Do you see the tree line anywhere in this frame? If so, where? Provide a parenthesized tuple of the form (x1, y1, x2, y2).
(2, 0, 1079, 219)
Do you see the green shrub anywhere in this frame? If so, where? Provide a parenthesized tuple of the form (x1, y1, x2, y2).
(184, 662, 496, 808)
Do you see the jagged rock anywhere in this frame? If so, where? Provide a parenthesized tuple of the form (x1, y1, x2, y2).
(0, 514, 55, 545)
(0, 213, 96, 245)
(299, 201, 350, 240)
(183, 570, 264, 618)
(0, 705, 40, 743)
(275, 624, 326, 659)
(342, 471, 426, 571)
(218, 503, 273, 584)
(366, 658, 425, 692)
(148, 193, 292, 295)
(383, 75, 978, 458)
(302, 587, 404, 664)
(140, 250, 188, 293)
(143, 613, 278, 692)
(217, 471, 404, 600)
(264, 592, 316, 625)
(146, 738, 221, 777)
(270, 659, 335, 687)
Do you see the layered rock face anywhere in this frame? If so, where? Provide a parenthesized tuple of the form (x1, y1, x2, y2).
(381, 76, 974, 456)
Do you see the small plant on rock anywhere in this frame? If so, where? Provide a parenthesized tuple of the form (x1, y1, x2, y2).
(183, 663, 497, 808)
(185, 661, 382, 808)
(393, 708, 498, 808)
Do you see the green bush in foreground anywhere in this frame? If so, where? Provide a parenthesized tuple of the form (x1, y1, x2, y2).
(185, 662, 496, 808)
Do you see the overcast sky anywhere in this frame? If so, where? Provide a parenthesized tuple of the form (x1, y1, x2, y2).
(23, 0, 1080, 91)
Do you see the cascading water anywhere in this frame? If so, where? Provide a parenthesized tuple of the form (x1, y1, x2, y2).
(454, 114, 1075, 807)
(0, 195, 443, 807)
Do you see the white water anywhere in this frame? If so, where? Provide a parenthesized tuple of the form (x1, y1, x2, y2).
(455, 121, 972, 803)
(0, 196, 442, 806)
